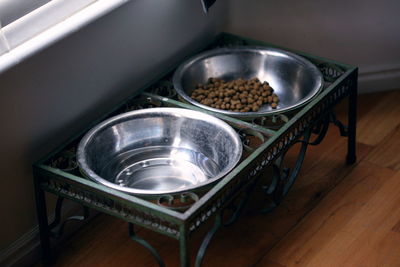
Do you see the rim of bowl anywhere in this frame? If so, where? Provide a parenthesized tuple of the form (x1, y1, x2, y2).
(172, 46, 324, 118)
(76, 107, 243, 196)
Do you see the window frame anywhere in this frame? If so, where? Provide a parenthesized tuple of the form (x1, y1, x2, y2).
(0, 0, 129, 73)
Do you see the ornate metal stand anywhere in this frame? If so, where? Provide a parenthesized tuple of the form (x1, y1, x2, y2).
(33, 33, 357, 266)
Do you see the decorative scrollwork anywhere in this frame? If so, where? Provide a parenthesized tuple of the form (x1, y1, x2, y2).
(260, 128, 312, 213)
(48, 196, 90, 239)
(317, 62, 346, 82)
(148, 80, 176, 98)
(252, 113, 290, 129)
(124, 96, 162, 112)
(195, 212, 222, 267)
(48, 148, 78, 175)
(211, 35, 249, 48)
(44, 180, 180, 238)
(157, 192, 199, 211)
(329, 112, 348, 137)
(237, 127, 266, 153)
(128, 223, 165, 267)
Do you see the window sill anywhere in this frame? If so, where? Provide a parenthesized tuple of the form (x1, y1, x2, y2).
(0, 0, 130, 74)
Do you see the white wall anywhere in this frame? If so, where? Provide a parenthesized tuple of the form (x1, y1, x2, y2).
(0, 0, 226, 257)
(225, 0, 400, 93)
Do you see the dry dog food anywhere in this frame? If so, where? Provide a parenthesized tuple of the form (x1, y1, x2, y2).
(190, 77, 279, 112)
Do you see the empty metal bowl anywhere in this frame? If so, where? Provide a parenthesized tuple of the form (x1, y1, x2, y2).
(77, 108, 242, 196)
(173, 46, 324, 118)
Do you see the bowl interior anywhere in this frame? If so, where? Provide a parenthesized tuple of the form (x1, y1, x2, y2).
(77, 108, 242, 196)
(173, 47, 323, 117)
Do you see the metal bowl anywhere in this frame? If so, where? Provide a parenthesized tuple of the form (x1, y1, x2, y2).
(173, 46, 324, 118)
(77, 108, 242, 196)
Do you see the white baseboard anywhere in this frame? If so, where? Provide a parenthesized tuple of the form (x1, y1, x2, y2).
(358, 64, 400, 94)
(0, 201, 97, 267)
(0, 224, 41, 267)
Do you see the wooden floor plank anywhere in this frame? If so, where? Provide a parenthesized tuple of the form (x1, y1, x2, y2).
(365, 125, 400, 171)
(392, 220, 400, 233)
(334, 91, 386, 123)
(304, 171, 400, 267)
(356, 90, 400, 146)
(259, 162, 397, 267)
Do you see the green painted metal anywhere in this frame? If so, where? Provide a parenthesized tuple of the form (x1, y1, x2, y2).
(142, 92, 277, 136)
(129, 223, 166, 267)
(33, 33, 358, 266)
(195, 212, 222, 267)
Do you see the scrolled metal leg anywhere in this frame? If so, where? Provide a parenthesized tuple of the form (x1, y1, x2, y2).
(222, 174, 261, 226)
(195, 213, 222, 267)
(309, 116, 330, 146)
(49, 196, 90, 239)
(261, 128, 312, 213)
(49, 196, 64, 230)
(128, 223, 165, 267)
(282, 130, 311, 196)
(346, 78, 357, 164)
(33, 175, 53, 265)
(179, 231, 190, 267)
(330, 112, 348, 137)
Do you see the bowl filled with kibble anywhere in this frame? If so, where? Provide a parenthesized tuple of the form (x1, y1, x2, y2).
(173, 46, 324, 119)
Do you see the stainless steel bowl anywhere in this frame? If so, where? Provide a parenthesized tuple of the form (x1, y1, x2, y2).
(173, 47, 324, 118)
(77, 108, 242, 196)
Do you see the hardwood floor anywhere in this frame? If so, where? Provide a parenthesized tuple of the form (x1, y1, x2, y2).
(40, 90, 400, 267)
